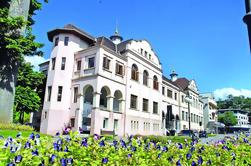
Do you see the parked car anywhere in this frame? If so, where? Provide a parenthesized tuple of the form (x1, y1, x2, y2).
(199, 131, 208, 138)
(178, 130, 199, 140)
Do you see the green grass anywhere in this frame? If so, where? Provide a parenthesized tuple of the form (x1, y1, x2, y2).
(0, 130, 49, 138)
(208, 134, 217, 137)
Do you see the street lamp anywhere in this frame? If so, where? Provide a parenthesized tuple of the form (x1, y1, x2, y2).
(185, 92, 192, 136)
(243, 0, 251, 52)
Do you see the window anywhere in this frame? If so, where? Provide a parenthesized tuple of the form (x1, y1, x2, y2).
(114, 119, 118, 130)
(131, 120, 133, 130)
(153, 76, 158, 90)
(47, 86, 52, 101)
(103, 118, 108, 129)
(143, 70, 148, 86)
(77, 60, 81, 71)
(185, 112, 188, 121)
(70, 118, 75, 127)
(61, 57, 66, 70)
(130, 95, 137, 109)
(44, 112, 47, 119)
(57, 86, 63, 102)
(140, 48, 143, 55)
(144, 51, 147, 57)
(88, 57, 95, 68)
(182, 111, 185, 120)
(51, 58, 56, 70)
(103, 57, 110, 70)
(149, 54, 151, 60)
(131, 64, 139, 81)
(182, 95, 184, 103)
(64, 37, 69, 46)
(174, 92, 177, 100)
(153, 102, 158, 114)
(191, 113, 193, 122)
(73, 87, 78, 103)
(167, 89, 173, 98)
(54, 37, 59, 46)
(116, 63, 123, 75)
(162, 87, 165, 95)
(142, 98, 149, 112)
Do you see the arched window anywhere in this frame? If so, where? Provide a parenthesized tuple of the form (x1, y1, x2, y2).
(153, 75, 158, 90)
(143, 70, 148, 86)
(113, 90, 123, 112)
(100, 87, 110, 109)
(131, 64, 139, 81)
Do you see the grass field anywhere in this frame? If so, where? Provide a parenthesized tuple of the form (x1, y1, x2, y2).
(0, 130, 49, 138)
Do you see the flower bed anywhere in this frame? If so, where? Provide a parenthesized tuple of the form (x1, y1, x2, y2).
(0, 132, 250, 165)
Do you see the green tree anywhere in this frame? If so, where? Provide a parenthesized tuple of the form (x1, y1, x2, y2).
(218, 111, 238, 133)
(14, 61, 45, 124)
(217, 95, 251, 112)
(0, 0, 47, 123)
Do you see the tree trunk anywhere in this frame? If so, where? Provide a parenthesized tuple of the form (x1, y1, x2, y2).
(0, 0, 30, 123)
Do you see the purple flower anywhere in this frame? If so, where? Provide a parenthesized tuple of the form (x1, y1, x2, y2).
(176, 159, 182, 166)
(113, 140, 118, 146)
(178, 143, 183, 149)
(3, 142, 8, 148)
(56, 132, 60, 136)
(49, 154, 56, 163)
(127, 154, 132, 158)
(66, 158, 73, 164)
(191, 161, 196, 166)
(162, 146, 168, 152)
(198, 156, 203, 165)
(186, 153, 192, 160)
(158, 153, 161, 159)
(57, 139, 63, 145)
(81, 138, 88, 147)
(32, 149, 39, 156)
(36, 134, 40, 138)
(99, 140, 105, 147)
(24, 141, 31, 149)
(60, 158, 67, 166)
(29, 133, 35, 140)
(215, 153, 220, 157)
(201, 146, 205, 151)
(8, 137, 13, 142)
(10, 146, 17, 153)
(7, 163, 15, 166)
(190, 147, 195, 153)
(14, 155, 22, 163)
(64, 146, 69, 152)
(102, 158, 108, 164)
(131, 146, 137, 152)
(94, 134, 100, 140)
(157, 145, 161, 150)
(120, 140, 127, 148)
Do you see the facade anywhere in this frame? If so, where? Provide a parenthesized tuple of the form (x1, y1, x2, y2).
(218, 109, 250, 132)
(40, 24, 205, 136)
(200, 93, 218, 133)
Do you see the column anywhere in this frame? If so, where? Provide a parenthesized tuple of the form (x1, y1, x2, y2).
(91, 92, 100, 135)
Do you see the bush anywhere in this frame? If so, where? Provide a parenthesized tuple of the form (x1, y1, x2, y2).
(133, 135, 191, 144)
(0, 123, 33, 131)
(0, 132, 250, 165)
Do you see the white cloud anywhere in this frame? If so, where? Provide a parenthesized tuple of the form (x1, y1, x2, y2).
(24, 55, 47, 71)
(213, 88, 251, 100)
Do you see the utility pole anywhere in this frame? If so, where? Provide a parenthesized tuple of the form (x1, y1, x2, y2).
(243, 0, 251, 52)
(0, 0, 30, 123)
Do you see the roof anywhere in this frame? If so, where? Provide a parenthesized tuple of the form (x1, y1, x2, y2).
(162, 75, 180, 89)
(47, 24, 96, 44)
(174, 78, 190, 91)
(96, 37, 132, 53)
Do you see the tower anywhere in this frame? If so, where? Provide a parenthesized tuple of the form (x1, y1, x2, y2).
(110, 25, 123, 44)
(170, 70, 178, 82)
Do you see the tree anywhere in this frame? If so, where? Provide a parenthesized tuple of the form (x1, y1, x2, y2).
(218, 111, 238, 133)
(0, 0, 47, 123)
(14, 61, 45, 124)
(217, 95, 251, 112)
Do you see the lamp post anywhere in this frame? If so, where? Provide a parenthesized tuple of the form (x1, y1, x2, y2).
(243, 0, 251, 52)
(185, 92, 192, 136)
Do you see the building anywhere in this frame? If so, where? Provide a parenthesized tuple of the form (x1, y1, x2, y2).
(40, 24, 204, 136)
(218, 109, 250, 132)
(200, 93, 218, 133)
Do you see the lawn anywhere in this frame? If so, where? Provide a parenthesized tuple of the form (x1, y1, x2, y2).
(0, 130, 49, 138)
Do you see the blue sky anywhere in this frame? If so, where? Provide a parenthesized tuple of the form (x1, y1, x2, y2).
(29, 0, 251, 99)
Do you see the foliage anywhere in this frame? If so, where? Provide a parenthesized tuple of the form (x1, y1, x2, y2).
(0, 123, 33, 131)
(0, 130, 49, 138)
(14, 61, 45, 124)
(218, 111, 238, 127)
(134, 135, 191, 144)
(0, 132, 251, 165)
(217, 95, 251, 112)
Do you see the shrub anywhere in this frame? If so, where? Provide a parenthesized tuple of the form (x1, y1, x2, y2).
(0, 123, 34, 131)
(0, 132, 250, 165)
(133, 135, 191, 144)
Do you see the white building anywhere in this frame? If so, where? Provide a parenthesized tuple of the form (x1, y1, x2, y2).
(40, 24, 205, 135)
(200, 93, 218, 133)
